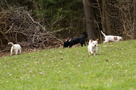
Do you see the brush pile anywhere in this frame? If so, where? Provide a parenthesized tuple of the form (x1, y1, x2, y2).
(0, 7, 63, 51)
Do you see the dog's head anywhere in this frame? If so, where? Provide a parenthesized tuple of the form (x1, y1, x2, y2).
(82, 32, 88, 38)
(89, 39, 98, 48)
(114, 36, 123, 41)
(63, 40, 70, 47)
(119, 37, 123, 41)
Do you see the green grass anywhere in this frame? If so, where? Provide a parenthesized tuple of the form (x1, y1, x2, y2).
(0, 40, 136, 89)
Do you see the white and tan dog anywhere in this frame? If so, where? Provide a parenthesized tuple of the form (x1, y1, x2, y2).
(8, 42, 21, 55)
(88, 39, 98, 56)
(101, 31, 123, 43)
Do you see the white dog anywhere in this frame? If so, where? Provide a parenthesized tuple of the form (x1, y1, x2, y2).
(8, 42, 21, 55)
(88, 39, 98, 56)
(101, 31, 123, 43)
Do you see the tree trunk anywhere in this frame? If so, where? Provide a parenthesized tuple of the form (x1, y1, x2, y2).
(82, 0, 96, 40)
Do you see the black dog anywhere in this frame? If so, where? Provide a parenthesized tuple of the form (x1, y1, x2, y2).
(64, 32, 88, 47)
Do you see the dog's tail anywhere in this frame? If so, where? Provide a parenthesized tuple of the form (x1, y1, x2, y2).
(8, 42, 14, 46)
(101, 31, 106, 37)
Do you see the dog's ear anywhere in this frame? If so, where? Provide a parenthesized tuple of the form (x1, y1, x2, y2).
(96, 39, 98, 41)
(90, 40, 93, 42)
(65, 38, 69, 42)
(68, 38, 72, 41)
(120, 37, 123, 41)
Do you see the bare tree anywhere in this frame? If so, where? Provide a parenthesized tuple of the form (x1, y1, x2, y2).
(82, 0, 97, 40)
(91, 0, 136, 40)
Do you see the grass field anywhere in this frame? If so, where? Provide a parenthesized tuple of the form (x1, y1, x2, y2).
(0, 40, 136, 89)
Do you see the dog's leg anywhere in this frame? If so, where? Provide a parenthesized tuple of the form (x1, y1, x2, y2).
(93, 53, 96, 56)
(91, 51, 94, 55)
(84, 42, 86, 46)
(15, 49, 18, 55)
(10, 47, 13, 55)
(103, 40, 108, 43)
(81, 43, 83, 47)
(19, 49, 21, 54)
(103, 41, 106, 43)
(83, 41, 86, 46)
(88, 52, 91, 56)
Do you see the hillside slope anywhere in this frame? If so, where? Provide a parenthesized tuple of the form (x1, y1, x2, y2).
(0, 40, 136, 89)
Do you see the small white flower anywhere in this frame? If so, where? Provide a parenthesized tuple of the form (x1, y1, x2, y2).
(44, 54, 47, 56)
(59, 51, 62, 53)
(20, 77, 23, 79)
(39, 72, 43, 74)
(125, 70, 128, 72)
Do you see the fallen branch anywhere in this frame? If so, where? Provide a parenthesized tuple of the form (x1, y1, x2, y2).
(26, 11, 46, 31)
